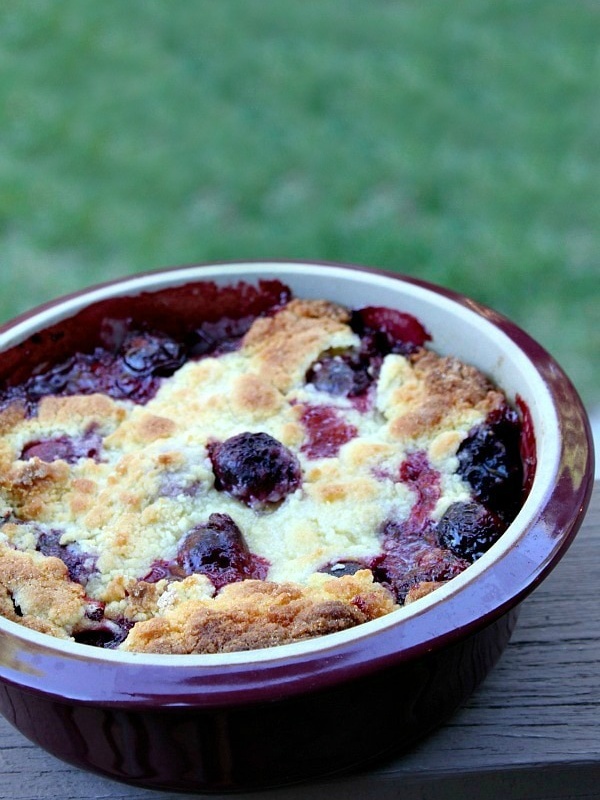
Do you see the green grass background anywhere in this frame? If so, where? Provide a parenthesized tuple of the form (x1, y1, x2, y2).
(1, 1, 598, 407)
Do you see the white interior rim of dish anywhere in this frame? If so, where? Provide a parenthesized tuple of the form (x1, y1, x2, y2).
(0, 262, 562, 666)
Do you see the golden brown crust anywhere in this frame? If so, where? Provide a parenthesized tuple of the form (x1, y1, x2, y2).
(404, 581, 445, 604)
(386, 349, 503, 441)
(131, 413, 177, 443)
(0, 401, 27, 435)
(120, 571, 396, 654)
(1, 458, 70, 520)
(0, 545, 86, 636)
(231, 373, 283, 419)
(37, 393, 126, 427)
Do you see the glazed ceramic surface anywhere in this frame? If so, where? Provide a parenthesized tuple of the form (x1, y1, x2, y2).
(0, 262, 593, 792)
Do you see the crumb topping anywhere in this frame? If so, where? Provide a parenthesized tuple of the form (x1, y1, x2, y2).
(120, 570, 395, 654)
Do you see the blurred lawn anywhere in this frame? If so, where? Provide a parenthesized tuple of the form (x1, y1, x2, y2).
(1, 0, 598, 406)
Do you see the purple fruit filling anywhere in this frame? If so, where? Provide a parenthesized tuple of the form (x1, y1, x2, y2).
(36, 529, 97, 585)
(299, 405, 358, 459)
(143, 514, 271, 591)
(369, 451, 470, 601)
(351, 306, 431, 356)
(73, 617, 134, 649)
(20, 430, 103, 464)
(0, 329, 187, 413)
(209, 432, 302, 507)
(371, 444, 516, 600)
(371, 517, 470, 603)
(399, 450, 442, 531)
(189, 315, 257, 357)
(176, 513, 269, 590)
(141, 560, 180, 584)
(517, 396, 537, 496)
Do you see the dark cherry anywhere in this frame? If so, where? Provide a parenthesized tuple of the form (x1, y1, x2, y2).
(351, 306, 431, 356)
(20, 430, 102, 464)
(120, 331, 186, 377)
(369, 445, 516, 598)
(109, 330, 186, 401)
(306, 352, 372, 398)
(36, 529, 97, 585)
(176, 513, 269, 590)
(208, 432, 302, 507)
(306, 307, 431, 407)
(457, 405, 524, 519)
(437, 501, 506, 562)
(299, 405, 358, 459)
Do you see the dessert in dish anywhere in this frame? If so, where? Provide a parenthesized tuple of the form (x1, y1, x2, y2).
(0, 280, 528, 654)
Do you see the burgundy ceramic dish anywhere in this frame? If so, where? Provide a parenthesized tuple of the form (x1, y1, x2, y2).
(0, 262, 593, 793)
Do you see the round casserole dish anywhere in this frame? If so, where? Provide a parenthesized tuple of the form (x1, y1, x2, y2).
(0, 261, 593, 793)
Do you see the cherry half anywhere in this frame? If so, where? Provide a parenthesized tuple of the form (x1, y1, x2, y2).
(176, 513, 269, 590)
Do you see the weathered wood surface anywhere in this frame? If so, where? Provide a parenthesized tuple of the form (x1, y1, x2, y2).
(0, 483, 598, 800)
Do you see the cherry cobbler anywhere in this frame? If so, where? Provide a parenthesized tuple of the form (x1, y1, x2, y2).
(0, 280, 529, 654)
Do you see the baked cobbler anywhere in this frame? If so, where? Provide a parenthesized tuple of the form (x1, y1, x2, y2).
(0, 280, 527, 654)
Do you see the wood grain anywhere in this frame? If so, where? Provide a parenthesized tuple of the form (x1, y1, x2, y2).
(0, 484, 598, 800)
